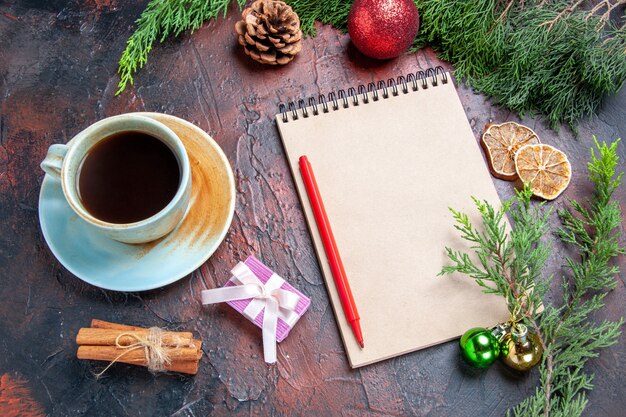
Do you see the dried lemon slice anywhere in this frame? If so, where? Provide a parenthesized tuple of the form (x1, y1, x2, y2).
(514, 144, 572, 200)
(481, 122, 541, 181)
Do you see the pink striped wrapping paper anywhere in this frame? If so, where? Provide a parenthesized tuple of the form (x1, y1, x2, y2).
(224, 256, 310, 342)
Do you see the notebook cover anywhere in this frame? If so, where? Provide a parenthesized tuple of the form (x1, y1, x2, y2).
(276, 72, 510, 368)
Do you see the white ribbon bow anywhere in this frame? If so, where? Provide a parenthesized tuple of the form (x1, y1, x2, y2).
(201, 262, 301, 363)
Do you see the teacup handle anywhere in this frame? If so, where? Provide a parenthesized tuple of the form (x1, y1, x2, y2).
(40, 144, 70, 179)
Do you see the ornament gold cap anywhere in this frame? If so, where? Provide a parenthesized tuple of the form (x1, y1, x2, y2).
(511, 323, 528, 343)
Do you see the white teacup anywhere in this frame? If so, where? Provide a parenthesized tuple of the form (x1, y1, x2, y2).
(40, 114, 191, 244)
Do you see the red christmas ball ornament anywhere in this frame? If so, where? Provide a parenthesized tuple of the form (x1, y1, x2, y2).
(348, 0, 420, 60)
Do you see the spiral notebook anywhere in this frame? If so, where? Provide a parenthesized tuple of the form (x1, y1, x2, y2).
(276, 67, 509, 368)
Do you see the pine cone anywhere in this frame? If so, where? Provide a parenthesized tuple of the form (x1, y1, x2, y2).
(235, 0, 303, 65)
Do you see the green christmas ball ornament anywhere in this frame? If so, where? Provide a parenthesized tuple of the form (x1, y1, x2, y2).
(459, 327, 501, 368)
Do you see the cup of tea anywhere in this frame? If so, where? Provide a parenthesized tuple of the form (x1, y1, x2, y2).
(40, 114, 191, 244)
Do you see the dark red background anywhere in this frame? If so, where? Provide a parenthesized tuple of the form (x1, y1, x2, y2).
(1, 1, 625, 415)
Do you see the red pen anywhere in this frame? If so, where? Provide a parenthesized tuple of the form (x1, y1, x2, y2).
(299, 155, 364, 349)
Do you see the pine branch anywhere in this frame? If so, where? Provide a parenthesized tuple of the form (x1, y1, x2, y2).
(116, 0, 244, 95)
(539, 0, 586, 30)
(587, 0, 626, 31)
(413, 0, 626, 131)
(531, 138, 624, 416)
(441, 138, 624, 417)
(440, 183, 552, 326)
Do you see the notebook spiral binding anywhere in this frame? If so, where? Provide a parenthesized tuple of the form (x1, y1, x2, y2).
(278, 66, 448, 123)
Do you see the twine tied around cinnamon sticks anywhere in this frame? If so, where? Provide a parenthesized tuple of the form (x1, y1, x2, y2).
(76, 319, 202, 375)
(92, 327, 172, 377)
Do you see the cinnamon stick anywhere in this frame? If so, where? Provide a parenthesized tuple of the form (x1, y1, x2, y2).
(77, 346, 199, 375)
(90, 319, 203, 354)
(90, 319, 143, 331)
(76, 328, 193, 347)
(76, 345, 199, 362)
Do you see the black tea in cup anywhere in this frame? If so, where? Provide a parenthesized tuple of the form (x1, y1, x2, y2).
(77, 131, 181, 224)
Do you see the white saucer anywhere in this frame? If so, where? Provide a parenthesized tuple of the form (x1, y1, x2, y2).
(38, 113, 236, 291)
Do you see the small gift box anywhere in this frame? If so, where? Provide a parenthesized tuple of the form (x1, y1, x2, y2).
(201, 256, 311, 363)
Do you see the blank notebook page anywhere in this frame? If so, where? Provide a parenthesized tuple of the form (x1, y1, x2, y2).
(276, 71, 509, 368)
